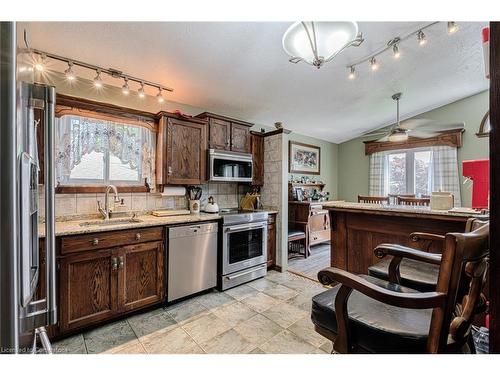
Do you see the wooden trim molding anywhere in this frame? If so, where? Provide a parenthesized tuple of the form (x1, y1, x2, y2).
(363, 129, 464, 155)
(55, 179, 151, 194)
(476, 110, 490, 138)
(263, 128, 292, 137)
(56, 94, 158, 131)
(195, 111, 254, 127)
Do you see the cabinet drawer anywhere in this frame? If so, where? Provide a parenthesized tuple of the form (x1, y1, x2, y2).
(310, 229, 330, 244)
(60, 227, 164, 255)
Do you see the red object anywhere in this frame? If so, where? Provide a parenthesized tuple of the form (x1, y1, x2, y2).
(482, 27, 490, 79)
(462, 159, 490, 209)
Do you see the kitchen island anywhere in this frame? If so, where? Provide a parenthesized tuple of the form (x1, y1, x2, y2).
(323, 202, 479, 274)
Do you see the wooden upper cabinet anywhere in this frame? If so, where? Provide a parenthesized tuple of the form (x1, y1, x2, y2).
(119, 241, 164, 312)
(251, 132, 264, 186)
(209, 118, 231, 150)
(156, 113, 208, 186)
(196, 112, 253, 153)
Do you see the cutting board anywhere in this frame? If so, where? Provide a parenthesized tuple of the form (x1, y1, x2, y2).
(151, 209, 191, 217)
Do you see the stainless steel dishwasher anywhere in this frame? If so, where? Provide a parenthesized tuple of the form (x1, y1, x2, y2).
(167, 222, 218, 302)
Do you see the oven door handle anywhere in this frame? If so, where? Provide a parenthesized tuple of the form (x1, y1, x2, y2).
(225, 222, 267, 233)
(224, 264, 267, 280)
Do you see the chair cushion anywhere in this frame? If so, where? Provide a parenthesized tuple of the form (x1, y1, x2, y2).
(288, 229, 305, 238)
(311, 275, 433, 353)
(368, 258, 439, 292)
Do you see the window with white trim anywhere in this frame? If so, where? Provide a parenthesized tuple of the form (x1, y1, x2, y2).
(386, 148, 432, 196)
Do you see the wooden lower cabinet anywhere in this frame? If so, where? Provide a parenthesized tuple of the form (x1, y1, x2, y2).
(120, 242, 164, 312)
(267, 213, 277, 268)
(59, 248, 119, 332)
(57, 229, 165, 335)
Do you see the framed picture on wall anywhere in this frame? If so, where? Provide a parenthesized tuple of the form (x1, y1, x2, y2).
(289, 141, 321, 175)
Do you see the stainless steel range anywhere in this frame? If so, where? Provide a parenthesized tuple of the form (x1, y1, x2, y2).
(220, 209, 268, 290)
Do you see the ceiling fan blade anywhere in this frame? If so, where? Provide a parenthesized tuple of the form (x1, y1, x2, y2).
(374, 135, 390, 142)
(409, 130, 439, 138)
(399, 119, 433, 130)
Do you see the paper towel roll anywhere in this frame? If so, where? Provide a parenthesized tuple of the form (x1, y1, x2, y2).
(160, 186, 186, 197)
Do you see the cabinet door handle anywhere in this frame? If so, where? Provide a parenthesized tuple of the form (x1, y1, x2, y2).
(111, 257, 118, 271)
(135, 233, 141, 240)
(91, 238, 99, 246)
(167, 166, 172, 176)
(118, 256, 124, 269)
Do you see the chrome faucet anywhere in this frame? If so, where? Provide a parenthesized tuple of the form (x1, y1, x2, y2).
(98, 185, 120, 220)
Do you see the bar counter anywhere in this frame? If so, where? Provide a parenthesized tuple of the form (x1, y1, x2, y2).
(323, 202, 479, 274)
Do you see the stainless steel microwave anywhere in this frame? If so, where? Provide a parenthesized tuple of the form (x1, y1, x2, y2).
(208, 149, 253, 182)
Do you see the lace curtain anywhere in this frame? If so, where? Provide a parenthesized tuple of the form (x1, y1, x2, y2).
(430, 145, 461, 207)
(368, 151, 388, 196)
(55, 115, 156, 185)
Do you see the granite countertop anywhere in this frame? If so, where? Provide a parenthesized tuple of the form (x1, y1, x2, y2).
(39, 208, 280, 238)
(322, 201, 480, 220)
(39, 213, 221, 238)
(288, 200, 344, 205)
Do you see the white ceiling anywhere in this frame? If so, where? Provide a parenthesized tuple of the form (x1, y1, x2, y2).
(18, 21, 489, 143)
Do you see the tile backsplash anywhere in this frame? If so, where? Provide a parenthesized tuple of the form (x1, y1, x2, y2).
(39, 182, 245, 219)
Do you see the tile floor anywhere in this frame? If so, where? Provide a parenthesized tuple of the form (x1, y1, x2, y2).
(52, 271, 333, 354)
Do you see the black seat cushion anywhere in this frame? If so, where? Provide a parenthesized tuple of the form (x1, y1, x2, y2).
(288, 229, 305, 238)
(368, 258, 439, 292)
(311, 275, 433, 353)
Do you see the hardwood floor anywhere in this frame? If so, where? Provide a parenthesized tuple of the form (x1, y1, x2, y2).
(288, 243, 330, 280)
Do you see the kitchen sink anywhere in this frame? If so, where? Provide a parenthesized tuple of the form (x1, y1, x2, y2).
(79, 218, 143, 227)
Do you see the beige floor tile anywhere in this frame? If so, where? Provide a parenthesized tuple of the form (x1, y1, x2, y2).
(287, 287, 325, 312)
(261, 302, 308, 328)
(182, 313, 232, 344)
(284, 277, 324, 291)
(201, 329, 255, 354)
(103, 339, 146, 354)
(83, 320, 137, 354)
(127, 308, 177, 338)
(246, 278, 278, 292)
(262, 284, 299, 301)
(241, 292, 280, 313)
(141, 327, 204, 354)
(233, 313, 283, 345)
(249, 347, 266, 354)
(319, 341, 334, 354)
(259, 330, 321, 354)
(265, 271, 297, 285)
(212, 301, 257, 327)
(287, 316, 328, 348)
(224, 284, 260, 301)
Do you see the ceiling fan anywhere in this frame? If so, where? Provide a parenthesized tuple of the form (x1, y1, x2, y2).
(367, 93, 464, 142)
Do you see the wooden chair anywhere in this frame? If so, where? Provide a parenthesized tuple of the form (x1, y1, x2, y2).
(389, 194, 414, 205)
(368, 218, 488, 292)
(288, 215, 309, 259)
(397, 196, 431, 206)
(311, 222, 489, 353)
(357, 195, 389, 204)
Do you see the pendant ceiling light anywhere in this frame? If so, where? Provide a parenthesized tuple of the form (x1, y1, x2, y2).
(282, 21, 363, 69)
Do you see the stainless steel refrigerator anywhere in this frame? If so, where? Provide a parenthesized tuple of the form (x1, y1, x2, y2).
(0, 22, 57, 354)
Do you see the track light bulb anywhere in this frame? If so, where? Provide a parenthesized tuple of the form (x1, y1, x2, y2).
(156, 88, 164, 103)
(64, 62, 76, 81)
(93, 70, 103, 88)
(392, 44, 400, 59)
(138, 83, 145, 98)
(122, 79, 130, 95)
(417, 30, 427, 46)
(348, 66, 356, 80)
(447, 22, 458, 34)
(370, 57, 379, 71)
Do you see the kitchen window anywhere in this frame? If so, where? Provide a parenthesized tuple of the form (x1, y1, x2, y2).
(387, 149, 432, 196)
(55, 114, 156, 189)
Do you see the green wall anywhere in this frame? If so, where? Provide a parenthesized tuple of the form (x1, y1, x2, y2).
(286, 132, 339, 200)
(337, 90, 489, 207)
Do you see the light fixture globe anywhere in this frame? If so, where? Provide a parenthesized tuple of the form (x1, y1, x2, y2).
(282, 21, 362, 68)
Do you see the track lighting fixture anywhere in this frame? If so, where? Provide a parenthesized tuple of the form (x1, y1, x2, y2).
(392, 44, 400, 59)
(93, 70, 103, 88)
(122, 78, 130, 95)
(417, 30, 427, 46)
(64, 62, 75, 81)
(138, 82, 145, 98)
(447, 21, 458, 34)
(370, 57, 379, 71)
(348, 66, 356, 80)
(156, 88, 164, 103)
